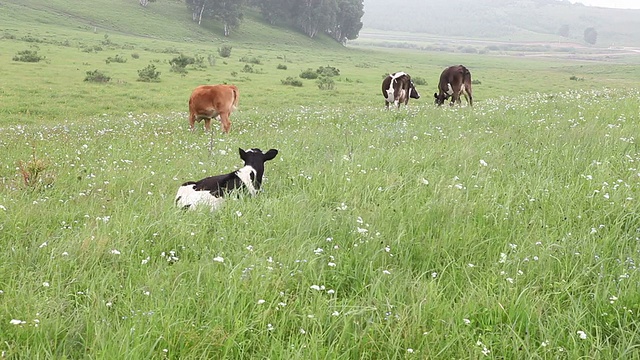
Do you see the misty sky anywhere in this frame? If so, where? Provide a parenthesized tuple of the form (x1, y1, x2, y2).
(568, 0, 640, 9)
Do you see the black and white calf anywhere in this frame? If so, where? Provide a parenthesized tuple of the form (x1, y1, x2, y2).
(175, 148, 279, 211)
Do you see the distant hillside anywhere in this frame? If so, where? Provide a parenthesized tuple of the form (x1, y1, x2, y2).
(1, 0, 342, 49)
(362, 0, 640, 46)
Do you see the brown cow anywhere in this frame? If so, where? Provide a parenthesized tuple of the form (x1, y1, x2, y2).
(434, 65, 473, 107)
(188, 84, 239, 133)
(381, 72, 421, 109)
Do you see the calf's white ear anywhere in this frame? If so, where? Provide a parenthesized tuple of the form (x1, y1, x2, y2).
(264, 149, 279, 161)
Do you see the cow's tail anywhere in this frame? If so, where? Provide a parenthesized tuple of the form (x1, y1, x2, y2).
(231, 86, 240, 111)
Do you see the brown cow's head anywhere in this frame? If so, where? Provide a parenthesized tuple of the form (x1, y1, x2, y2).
(434, 92, 448, 106)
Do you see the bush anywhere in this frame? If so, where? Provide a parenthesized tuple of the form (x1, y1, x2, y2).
(277, 64, 287, 70)
(13, 50, 45, 62)
(281, 77, 303, 87)
(471, 79, 482, 85)
(207, 54, 216, 66)
(569, 75, 584, 81)
(300, 68, 318, 79)
(84, 69, 111, 83)
(105, 54, 127, 64)
(239, 56, 262, 65)
(137, 64, 161, 82)
(169, 54, 195, 72)
(241, 64, 254, 73)
(317, 77, 335, 90)
(218, 45, 232, 58)
(316, 65, 340, 77)
(131, 53, 140, 59)
(412, 77, 427, 86)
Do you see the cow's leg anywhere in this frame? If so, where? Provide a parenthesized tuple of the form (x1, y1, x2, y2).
(219, 113, 231, 133)
(204, 118, 212, 131)
(189, 113, 196, 131)
(467, 90, 473, 106)
(385, 101, 390, 110)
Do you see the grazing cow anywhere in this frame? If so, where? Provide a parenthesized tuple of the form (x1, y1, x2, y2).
(381, 72, 421, 109)
(434, 65, 473, 107)
(188, 84, 239, 133)
(175, 148, 279, 211)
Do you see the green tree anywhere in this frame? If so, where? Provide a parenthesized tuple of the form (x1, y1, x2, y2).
(558, 24, 570, 38)
(329, 0, 364, 44)
(583, 27, 597, 45)
(186, 0, 244, 36)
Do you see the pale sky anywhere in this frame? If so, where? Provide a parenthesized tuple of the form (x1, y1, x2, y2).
(568, 0, 640, 9)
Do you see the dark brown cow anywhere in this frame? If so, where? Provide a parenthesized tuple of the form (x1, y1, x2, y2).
(381, 72, 421, 109)
(434, 65, 473, 107)
(188, 84, 239, 133)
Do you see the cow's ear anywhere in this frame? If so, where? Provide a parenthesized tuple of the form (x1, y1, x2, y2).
(239, 148, 246, 160)
(263, 149, 279, 161)
(434, 93, 438, 98)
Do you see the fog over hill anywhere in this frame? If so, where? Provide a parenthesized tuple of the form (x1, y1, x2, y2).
(361, 0, 640, 46)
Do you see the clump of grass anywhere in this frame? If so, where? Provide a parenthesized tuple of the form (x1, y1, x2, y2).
(277, 64, 287, 70)
(84, 69, 111, 83)
(12, 50, 45, 62)
(570, 75, 584, 81)
(17, 155, 54, 189)
(131, 53, 140, 59)
(137, 64, 161, 82)
(472, 79, 482, 85)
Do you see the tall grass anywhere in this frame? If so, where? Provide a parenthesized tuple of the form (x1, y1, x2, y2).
(2, 88, 640, 358)
(2, 0, 640, 358)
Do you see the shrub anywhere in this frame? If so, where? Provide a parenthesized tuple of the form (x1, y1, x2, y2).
(241, 64, 254, 73)
(169, 54, 195, 72)
(239, 56, 262, 65)
(84, 69, 111, 83)
(131, 53, 140, 59)
(12, 50, 45, 62)
(569, 75, 584, 81)
(137, 64, 161, 82)
(277, 64, 287, 70)
(105, 54, 127, 64)
(218, 45, 232, 58)
(191, 54, 207, 71)
(316, 66, 340, 77)
(207, 54, 216, 66)
(281, 77, 303, 87)
(412, 77, 427, 86)
(317, 77, 335, 90)
(300, 68, 318, 79)
(472, 79, 482, 85)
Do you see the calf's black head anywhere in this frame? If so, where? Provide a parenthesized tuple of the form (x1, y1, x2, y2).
(240, 148, 279, 190)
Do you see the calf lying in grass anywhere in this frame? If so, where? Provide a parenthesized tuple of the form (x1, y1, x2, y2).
(175, 148, 279, 211)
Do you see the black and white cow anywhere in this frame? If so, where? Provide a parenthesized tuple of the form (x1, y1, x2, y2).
(175, 148, 279, 211)
(381, 72, 421, 109)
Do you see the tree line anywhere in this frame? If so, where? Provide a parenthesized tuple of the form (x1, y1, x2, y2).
(184, 0, 364, 44)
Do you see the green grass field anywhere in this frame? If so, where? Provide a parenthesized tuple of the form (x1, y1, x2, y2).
(2, 1, 640, 359)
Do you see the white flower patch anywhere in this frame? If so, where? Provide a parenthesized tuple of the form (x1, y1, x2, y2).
(577, 330, 587, 340)
(310, 285, 325, 291)
(10, 319, 26, 325)
(213, 256, 224, 263)
(0, 205, 6, 211)
(111, 249, 121, 255)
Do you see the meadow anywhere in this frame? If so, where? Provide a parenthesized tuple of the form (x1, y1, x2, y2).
(2, 2, 640, 359)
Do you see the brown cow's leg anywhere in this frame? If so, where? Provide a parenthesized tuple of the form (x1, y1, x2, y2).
(204, 118, 212, 131)
(219, 113, 231, 133)
(189, 113, 196, 131)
